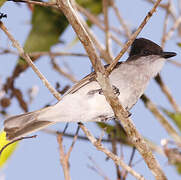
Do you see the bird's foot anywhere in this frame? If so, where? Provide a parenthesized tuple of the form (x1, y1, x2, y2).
(0, 13, 7, 19)
(112, 85, 120, 96)
(125, 107, 132, 117)
(98, 85, 120, 96)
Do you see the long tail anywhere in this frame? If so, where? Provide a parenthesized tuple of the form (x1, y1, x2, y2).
(4, 106, 56, 141)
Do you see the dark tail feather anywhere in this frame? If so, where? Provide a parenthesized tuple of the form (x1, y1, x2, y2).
(4, 107, 55, 141)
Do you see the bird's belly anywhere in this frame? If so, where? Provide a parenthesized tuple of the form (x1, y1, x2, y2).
(51, 73, 148, 122)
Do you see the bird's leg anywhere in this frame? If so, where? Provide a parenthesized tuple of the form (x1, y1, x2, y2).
(0, 13, 7, 19)
(98, 85, 120, 96)
(125, 107, 132, 117)
(112, 85, 120, 96)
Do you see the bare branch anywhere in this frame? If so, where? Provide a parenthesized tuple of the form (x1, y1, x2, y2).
(155, 75, 181, 112)
(141, 94, 181, 144)
(122, 147, 136, 180)
(88, 156, 110, 180)
(111, 136, 121, 180)
(56, 0, 167, 179)
(144, 0, 177, 20)
(0, 21, 61, 101)
(56, 126, 79, 180)
(164, 16, 181, 42)
(168, 59, 181, 68)
(0, 135, 37, 158)
(161, 1, 170, 48)
(51, 57, 77, 83)
(66, 126, 80, 159)
(103, 0, 112, 57)
(79, 123, 145, 180)
(8, 0, 57, 8)
(76, 4, 124, 48)
(110, 0, 131, 38)
(107, 0, 164, 73)
(57, 133, 71, 180)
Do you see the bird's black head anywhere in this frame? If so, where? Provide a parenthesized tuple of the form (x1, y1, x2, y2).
(129, 38, 176, 59)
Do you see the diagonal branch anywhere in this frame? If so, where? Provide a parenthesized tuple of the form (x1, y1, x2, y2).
(141, 94, 181, 144)
(107, 0, 163, 74)
(0, 22, 61, 101)
(79, 123, 145, 180)
(56, 0, 167, 179)
(154, 75, 181, 112)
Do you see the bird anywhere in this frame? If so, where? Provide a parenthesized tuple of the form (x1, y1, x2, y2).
(4, 38, 176, 140)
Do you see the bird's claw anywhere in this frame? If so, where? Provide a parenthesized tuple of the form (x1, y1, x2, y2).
(98, 85, 120, 96)
(125, 107, 132, 117)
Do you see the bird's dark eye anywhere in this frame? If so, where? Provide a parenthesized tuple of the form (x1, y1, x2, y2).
(142, 50, 151, 55)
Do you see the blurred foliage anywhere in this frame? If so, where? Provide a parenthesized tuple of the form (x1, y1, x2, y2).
(19, 0, 102, 66)
(18, 6, 68, 67)
(0, 131, 18, 167)
(177, 42, 181, 47)
(97, 122, 131, 145)
(1, 0, 103, 167)
(0, 0, 6, 7)
(161, 108, 181, 131)
(77, 0, 102, 15)
(3, 0, 103, 111)
(176, 163, 181, 174)
(4, 0, 103, 93)
(161, 108, 181, 174)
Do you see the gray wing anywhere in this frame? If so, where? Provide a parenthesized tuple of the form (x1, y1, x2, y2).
(64, 62, 122, 96)
(64, 71, 96, 95)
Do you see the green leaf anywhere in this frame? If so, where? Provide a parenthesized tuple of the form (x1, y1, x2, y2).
(11, 5, 68, 82)
(0, 131, 18, 167)
(175, 163, 181, 174)
(0, 0, 6, 7)
(24, 6, 67, 53)
(177, 42, 181, 47)
(21, 0, 102, 60)
(161, 108, 181, 131)
(97, 122, 129, 145)
(77, 0, 102, 15)
(5, 1, 104, 92)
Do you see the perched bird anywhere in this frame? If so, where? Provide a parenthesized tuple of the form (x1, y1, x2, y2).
(4, 38, 176, 140)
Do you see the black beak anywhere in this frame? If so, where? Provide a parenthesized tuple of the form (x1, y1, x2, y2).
(162, 51, 177, 59)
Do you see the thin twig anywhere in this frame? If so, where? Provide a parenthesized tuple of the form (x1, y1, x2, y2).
(103, 0, 112, 58)
(0, 135, 37, 158)
(107, 0, 164, 74)
(51, 57, 77, 83)
(77, 14, 113, 64)
(88, 156, 110, 180)
(79, 123, 145, 180)
(144, 0, 177, 20)
(76, 4, 124, 48)
(122, 147, 136, 180)
(111, 137, 121, 180)
(57, 133, 71, 180)
(56, 0, 167, 179)
(110, 0, 131, 38)
(30, 51, 88, 58)
(0, 48, 88, 58)
(42, 128, 165, 155)
(0, 21, 61, 101)
(168, 59, 181, 68)
(66, 126, 80, 159)
(56, 126, 79, 180)
(161, 1, 170, 48)
(141, 94, 181, 144)
(163, 16, 181, 42)
(8, 0, 57, 8)
(154, 75, 181, 112)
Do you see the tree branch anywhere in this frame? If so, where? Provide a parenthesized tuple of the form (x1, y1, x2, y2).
(56, 0, 167, 179)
